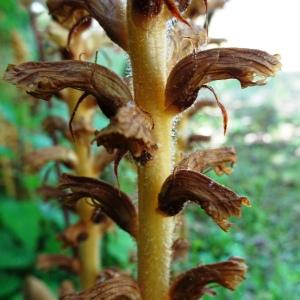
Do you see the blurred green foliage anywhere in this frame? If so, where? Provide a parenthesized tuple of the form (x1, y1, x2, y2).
(1, 1, 300, 299)
(179, 77, 300, 299)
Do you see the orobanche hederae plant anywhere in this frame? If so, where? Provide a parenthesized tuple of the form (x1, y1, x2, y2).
(3, 0, 281, 299)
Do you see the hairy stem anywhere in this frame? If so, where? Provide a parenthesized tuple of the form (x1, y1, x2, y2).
(67, 90, 101, 289)
(127, 4, 174, 299)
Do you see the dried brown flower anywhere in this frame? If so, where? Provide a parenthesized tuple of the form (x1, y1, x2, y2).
(43, 116, 69, 140)
(132, 0, 190, 25)
(166, 0, 191, 26)
(61, 272, 141, 300)
(37, 254, 80, 274)
(169, 257, 247, 299)
(187, 134, 211, 144)
(169, 24, 207, 69)
(92, 148, 115, 174)
(37, 185, 67, 202)
(93, 104, 156, 164)
(175, 0, 191, 12)
(47, 0, 128, 50)
(58, 221, 88, 248)
(165, 48, 281, 113)
(177, 147, 236, 175)
(59, 174, 138, 238)
(24, 146, 78, 172)
(132, 0, 163, 17)
(172, 238, 190, 261)
(47, 0, 87, 29)
(184, 0, 227, 19)
(208, 0, 228, 11)
(3, 60, 132, 118)
(158, 170, 250, 231)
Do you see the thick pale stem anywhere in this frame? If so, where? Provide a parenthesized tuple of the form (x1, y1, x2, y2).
(67, 90, 100, 289)
(127, 4, 174, 299)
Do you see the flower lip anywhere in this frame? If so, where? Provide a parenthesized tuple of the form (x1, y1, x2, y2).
(165, 47, 282, 114)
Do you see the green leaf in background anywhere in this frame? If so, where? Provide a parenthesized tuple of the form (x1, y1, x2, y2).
(97, 48, 127, 76)
(20, 174, 41, 193)
(0, 231, 34, 269)
(103, 227, 136, 270)
(0, 145, 16, 159)
(0, 200, 41, 250)
(0, 272, 21, 299)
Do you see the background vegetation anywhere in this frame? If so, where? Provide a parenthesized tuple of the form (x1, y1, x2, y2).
(0, 1, 299, 299)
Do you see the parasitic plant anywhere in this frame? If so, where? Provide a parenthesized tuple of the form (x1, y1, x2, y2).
(4, 0, 281, 299)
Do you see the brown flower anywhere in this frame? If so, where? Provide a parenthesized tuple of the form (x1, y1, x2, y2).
(61, 271, 141, 300)
(172, 238, 190, 261)
(170, 257, 247, 299)
(24, 146, 78, 172)
(93, 104, 156, 164)
(184, 0, 227, 19)
(165, 48, 281, 113)
(158, 170, 250, 231)
(58, 221, 88, 248)
(59, 174, 138, 238)
(47, 0, 128, 50)
(3, 60, 132, 118)
(177, 147, 236, 175)
(132, 0, 190, 25)
(43, 116, 69, 140)
(37, 254, 80, 274)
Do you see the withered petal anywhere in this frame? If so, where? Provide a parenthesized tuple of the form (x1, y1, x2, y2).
(47, 0, 128, 50)
(59, 173, 138, 238)
(37, 185, 67, 202)
(37, 254, 80, 274)
(164, 0, 190, 26)
(184, 0, 227, 19)
(175, 0, 191, 12)
(187, 134, 211, 144)
(47, 0, 86, 28)
(43, 116, 69, 140)
(3, 60, 132, 118)
(172, 238, 190, 262)
(58, 221, 88, 248)
(158, 170, 250, 231)
(186, 98, 217, 118)
(67, 16, 92, 51)
(201, 84, 228, 135)
(61, 272, 141, 300)
(168, 24, 207, 69)
(93, 104, 156, 164)
(93, 148, 116, 174)
(132, 0, 189, 25)
(177, 147, 236, 175)
(208, 0, 228, 12)
(24, 146, 78, 172)
(165, 48, 281, 113)
(169, 257, 247, 300)
(132, 0, 163, 17)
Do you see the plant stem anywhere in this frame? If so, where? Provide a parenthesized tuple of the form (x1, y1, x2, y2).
(67, 90, 100, 289)
(127, 5, 175, 299)
(0, 158, 16, 198)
